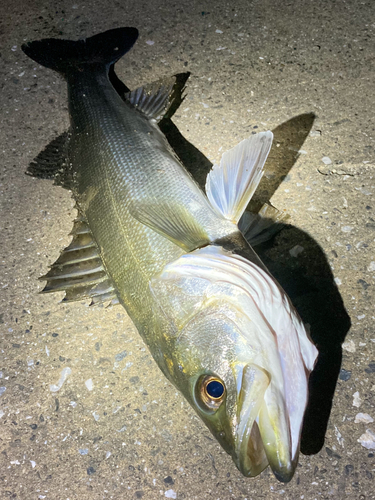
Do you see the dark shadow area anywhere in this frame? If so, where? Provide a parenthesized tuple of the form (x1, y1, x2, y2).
(250, 112, 316, 213)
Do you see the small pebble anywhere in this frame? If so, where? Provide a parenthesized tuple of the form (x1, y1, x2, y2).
(357, 429, 375, 449)
(310, 130, 321, 137)
(355, 413, 374, 424)
(365, 363, 375, 374)
(115, 350, 127, 362)
(49, 367, 71, 392)
(353, 391, 362, 408)
(342, 340, 356, 353)
(165, 490, 177, 499)
(339, 369, 351, 381)
(85, 379, 94, 391)
(289, 245, 304, 257)
(322, 156, 332, 165)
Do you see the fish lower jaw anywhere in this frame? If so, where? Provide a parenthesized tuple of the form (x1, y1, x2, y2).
(234, 420, 269, 478)
(234, 395, 296, 481)
(234, 421, 296, 482)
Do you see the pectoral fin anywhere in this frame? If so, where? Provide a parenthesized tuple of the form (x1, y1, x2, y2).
(205, 131, 273, 223)
(129, 201, 209, 251)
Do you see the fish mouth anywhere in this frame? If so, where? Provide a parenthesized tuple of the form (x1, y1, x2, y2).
(234, 364, 295, 482)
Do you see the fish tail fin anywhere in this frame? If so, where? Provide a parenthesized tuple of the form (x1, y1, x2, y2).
(21, 27, 138, 75)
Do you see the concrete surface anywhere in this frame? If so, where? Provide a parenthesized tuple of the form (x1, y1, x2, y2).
(1, 0, 374, 498)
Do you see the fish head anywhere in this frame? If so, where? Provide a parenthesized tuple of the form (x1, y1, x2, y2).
(150, 246, 318, 481)
(169, 306, 272, 478)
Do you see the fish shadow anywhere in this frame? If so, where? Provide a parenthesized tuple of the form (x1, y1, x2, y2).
(161, 110, 351, 456)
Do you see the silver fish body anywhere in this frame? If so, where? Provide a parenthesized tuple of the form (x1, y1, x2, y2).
(22, 28, 318, 481)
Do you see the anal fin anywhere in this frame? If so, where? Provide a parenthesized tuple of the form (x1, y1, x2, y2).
(40, 214, 119, 306)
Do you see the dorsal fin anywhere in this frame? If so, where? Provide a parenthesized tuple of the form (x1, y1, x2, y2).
(205, 131, 273, 223)
(239, 203, 290, 247)
(40, 212, 119, 306)
(125, 76, 184, 122)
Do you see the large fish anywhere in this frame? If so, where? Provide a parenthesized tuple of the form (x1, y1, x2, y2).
(22, 27, 318, 482)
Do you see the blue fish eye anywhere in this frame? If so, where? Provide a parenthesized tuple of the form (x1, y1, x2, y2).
(206, 379, 224, 399)
(196, 375, 226, 411)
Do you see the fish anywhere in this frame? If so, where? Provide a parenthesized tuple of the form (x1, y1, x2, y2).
(22, 27, 318, 482)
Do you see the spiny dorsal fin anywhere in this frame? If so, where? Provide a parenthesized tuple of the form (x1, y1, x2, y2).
(40, 214, 119, 306)
(205, 131, 273, 223)
(125, 75, 184, 122)
(239, 203, 290, 247)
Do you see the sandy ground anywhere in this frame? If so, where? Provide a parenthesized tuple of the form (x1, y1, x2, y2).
(1, 0, 374, 498)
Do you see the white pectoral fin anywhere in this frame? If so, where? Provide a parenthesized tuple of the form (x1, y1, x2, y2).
(205, 131, 273, 223)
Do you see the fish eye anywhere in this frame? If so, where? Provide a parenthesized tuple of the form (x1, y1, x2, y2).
(206, 379, 225, 398)
(196, 375, 226, 411)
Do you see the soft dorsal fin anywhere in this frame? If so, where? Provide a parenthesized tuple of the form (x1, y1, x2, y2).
(205, 131, 273, 223)
(40, 211, 119, 306)
(125, 75, 183, 122)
